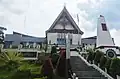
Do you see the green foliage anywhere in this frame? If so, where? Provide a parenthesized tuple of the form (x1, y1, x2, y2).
(99, 56, 107, 70)
(0, 51, 45, 79)
(92, 52, 96, 60)
(51, 54, 59, 68)
(51, 46, 57, 55)
(0, 67, 17, 79)
(11, 45, 18, 49)
(34, 76, 47, 79)
(86, 48, 95, 63)
(81, 53, 87, 59)
(110, 58, 120, 75)
(41, 58, 54, 78)
(0, 51, 23, 67)
(0, 51, 23, 79)
(94, 50, 104, 65)
(105, 58, 112, 73)
(11, 70, 31, 79)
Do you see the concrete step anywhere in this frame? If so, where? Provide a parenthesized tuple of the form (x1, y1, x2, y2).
(70, 56, 107, 79)
(70, 56, 94, 71)
(78, 77, 108, 79)
(75, 71, 104, 77)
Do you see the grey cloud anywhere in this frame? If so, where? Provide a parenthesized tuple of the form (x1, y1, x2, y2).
(77, 0, 120, 31)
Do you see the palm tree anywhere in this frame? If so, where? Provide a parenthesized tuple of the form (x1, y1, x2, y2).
(0, 51, 23, 79)
(0, 51, 23, 67)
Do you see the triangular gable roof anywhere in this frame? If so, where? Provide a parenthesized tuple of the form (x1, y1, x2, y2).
(46, 6, 83, 34)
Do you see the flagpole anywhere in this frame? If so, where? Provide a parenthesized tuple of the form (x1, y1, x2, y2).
(24, 15, 26, 28)
(24, 0, 30, 28)
(77, 14, 80, 46)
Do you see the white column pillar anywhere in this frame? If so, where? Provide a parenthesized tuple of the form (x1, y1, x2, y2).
(66, 33, 70, 59)
(33, 42, 36, 48)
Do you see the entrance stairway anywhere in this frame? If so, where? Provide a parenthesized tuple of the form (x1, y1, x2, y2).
(70, 56, 108, 79)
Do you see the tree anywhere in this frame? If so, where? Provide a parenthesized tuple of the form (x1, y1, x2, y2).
(0, 27, 7, 44)
(0, 51, 23, 79)
(41, 58, 54, 79)
(100, 56, 107, 70)
(86, 48, 95, 64)
(94, 50, 104, 66)
(105, 57, 112, 74)
(51, 46, 57, 55)
(51, 54, 59, 68)
(0, 51, 46, 79)
(0, 51, 23, 67)
(109, 58, 120, 79)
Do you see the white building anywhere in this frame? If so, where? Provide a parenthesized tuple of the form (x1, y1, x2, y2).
(96, 15, 120, 58)
(46, 6, 83, 48)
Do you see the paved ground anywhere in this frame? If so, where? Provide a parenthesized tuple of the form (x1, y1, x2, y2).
(70, 51, 79, 56)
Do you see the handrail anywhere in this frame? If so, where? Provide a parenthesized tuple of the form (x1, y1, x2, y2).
(68, 72, 77, 79)
(92, 64, 114, 79)
(78, 52, 114, 79)
(78, 54, 92, 66)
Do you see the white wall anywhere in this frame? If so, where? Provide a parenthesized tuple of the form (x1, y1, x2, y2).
(54, 24, 64, 29)
(98, 47, 120, 55)
(65, 24, 74, 30)
(72, 34, 81, 45)
(47, 33, 57, 44)
(97, 16, 114, 47)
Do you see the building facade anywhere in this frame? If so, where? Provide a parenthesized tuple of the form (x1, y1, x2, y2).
(46, 7, 83, 47)
(4, 31, 45, 48)
(81, 36, 115, 50)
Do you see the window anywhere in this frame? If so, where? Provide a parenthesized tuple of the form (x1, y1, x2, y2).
(49, 40, 51, 44)
(70, 39, 72, 45)
(69, 34, 72, 39)
(61, 33, 65, 38)
(57, 33, 60, 38)
(101, 23, 107, 31)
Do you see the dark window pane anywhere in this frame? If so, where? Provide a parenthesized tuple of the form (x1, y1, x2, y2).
(21, 52, 37, 57)
(101, 23, 107, 31)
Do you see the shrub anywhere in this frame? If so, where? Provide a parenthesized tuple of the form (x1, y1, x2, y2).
(81, 53, 87, 59)
(56, 50, 66, 77)
(51, 46, 57, 55)
(41, 58, 53, 79)
(94, 50, 104, 65)
(109, 58, 120, 78)
(105, 57, 112, 73)
(92, 52, 96, 60)
(86, 48, 95, 64)
(51, 54, 59, 68)
(11, 45, 18, 49)
(100, 56, 107, 70)
(87, 52, 93, 63)
(11, 70, 31, 79)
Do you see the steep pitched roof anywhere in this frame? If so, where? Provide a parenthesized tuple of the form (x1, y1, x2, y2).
(46, 6, 83, 34)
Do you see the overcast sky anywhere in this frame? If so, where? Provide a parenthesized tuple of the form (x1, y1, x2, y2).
(1, 0, 120, 46)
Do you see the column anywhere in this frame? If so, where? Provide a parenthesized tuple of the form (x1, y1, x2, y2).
(66, 33, 71, 78)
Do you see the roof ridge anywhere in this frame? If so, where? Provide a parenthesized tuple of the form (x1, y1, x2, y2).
(46, 7, 83, 34)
